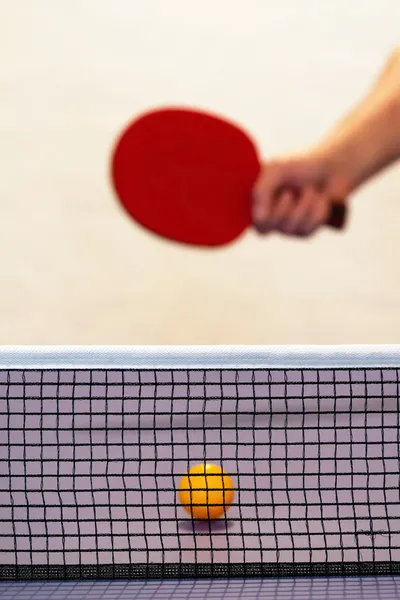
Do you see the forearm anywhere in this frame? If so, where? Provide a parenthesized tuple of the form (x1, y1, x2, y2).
(316, 47, 400, 193)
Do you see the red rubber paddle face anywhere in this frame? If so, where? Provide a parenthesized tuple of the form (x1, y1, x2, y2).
(111, 108, 261, 247)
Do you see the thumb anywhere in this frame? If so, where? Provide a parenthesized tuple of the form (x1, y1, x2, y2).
(252, 163, 287, 224)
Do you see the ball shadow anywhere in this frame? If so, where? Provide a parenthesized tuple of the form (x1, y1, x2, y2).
(179, 519, 234, 533)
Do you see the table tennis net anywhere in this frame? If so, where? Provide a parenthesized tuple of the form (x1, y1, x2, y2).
(1, 366, 400, 580)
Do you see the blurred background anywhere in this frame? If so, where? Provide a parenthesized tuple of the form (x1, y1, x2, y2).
(1, 0, 399, 345)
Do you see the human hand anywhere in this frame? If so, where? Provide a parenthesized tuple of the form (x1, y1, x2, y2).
(252, 150, 349, 237)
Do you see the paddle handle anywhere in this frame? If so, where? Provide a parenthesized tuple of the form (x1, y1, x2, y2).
(327, 201, 347, 230)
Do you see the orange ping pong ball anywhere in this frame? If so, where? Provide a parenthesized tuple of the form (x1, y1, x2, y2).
(178, 463, 235, 520)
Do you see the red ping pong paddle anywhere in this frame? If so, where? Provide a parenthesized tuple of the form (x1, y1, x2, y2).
(111, 107, 347, 247)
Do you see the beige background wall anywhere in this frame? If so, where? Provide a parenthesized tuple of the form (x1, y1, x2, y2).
(1, 1, 399, 345)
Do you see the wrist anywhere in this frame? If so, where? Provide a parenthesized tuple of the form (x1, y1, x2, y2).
(310, 141, 354, 198)
(314, 93, 400, 195)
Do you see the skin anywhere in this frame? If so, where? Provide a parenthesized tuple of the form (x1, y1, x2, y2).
(252, 45, 400, 237)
